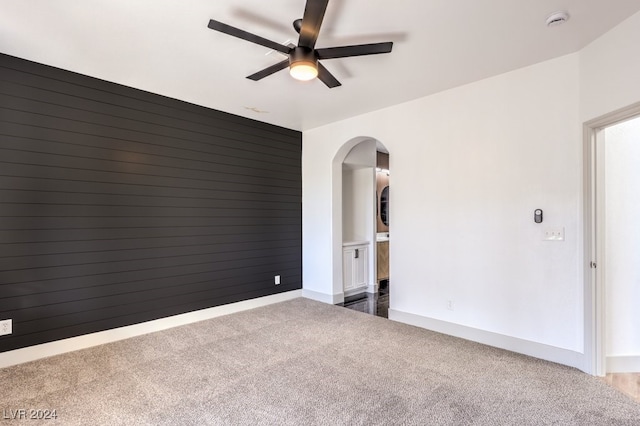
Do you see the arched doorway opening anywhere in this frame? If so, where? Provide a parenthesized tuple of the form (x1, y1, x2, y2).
(331, 137, 390, 317)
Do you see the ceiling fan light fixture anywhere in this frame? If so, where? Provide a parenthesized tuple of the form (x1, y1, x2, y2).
(290, 61, 318, 81)
(289, 46, 318, 81)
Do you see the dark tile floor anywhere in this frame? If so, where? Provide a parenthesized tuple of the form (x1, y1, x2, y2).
(338, 281, 389, 318)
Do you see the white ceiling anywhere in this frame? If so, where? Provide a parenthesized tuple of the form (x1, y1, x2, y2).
(1, 1, 639, 131)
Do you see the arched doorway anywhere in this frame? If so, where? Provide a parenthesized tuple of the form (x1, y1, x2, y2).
(331, 137, 390, 317)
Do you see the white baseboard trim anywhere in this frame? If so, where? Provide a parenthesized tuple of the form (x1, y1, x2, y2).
(389, 308, 584, 370)
(302, 288, 344, 304)
(0, 290, 302, 369)
(607, 355, 640, 373)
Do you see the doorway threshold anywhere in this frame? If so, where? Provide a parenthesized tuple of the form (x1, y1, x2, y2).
(338, 290, 388, 318)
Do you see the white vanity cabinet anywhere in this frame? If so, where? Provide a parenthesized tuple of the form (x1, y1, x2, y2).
(342, 242, 369, 294)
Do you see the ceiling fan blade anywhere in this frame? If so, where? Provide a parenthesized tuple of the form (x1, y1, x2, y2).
(317, 62, 341, 88)
(298, 0, 329, 49)
(246, 59, 290, 81)
(208, 19, 290, 54)
(316, 42, 393, 59)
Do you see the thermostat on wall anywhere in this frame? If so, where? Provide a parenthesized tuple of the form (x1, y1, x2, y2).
(534, 209, 543, 223)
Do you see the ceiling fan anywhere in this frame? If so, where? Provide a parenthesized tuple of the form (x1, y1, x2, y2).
(207, 0, 393, 88)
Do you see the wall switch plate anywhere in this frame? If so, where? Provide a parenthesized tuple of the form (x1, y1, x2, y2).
(543, 227, 565, 241)
(0, 319, 12, 336)
(274, 275, 281, 285)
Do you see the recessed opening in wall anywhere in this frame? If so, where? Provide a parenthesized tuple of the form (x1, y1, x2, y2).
(337, 139, 390, 318)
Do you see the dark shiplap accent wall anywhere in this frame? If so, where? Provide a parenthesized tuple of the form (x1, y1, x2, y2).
(0, 53, 302, 353)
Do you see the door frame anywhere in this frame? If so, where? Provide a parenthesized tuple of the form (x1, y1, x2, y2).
(583, 101, 640, 376)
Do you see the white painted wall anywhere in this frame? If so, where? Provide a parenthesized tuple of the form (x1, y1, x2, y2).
(342, 139, 376, 243)
(303, 53, 582, 353)
(342, 168, 354, 240)
(303, 11, 640, 365)
(342, 166, 375, 243)
(580, 11, 640, 122)
(605, 117, 640, 358)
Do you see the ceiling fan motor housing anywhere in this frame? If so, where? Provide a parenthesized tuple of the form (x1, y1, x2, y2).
(289, 46, 318, 69)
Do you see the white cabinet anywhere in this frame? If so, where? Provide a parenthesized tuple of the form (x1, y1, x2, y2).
(343, 243, 369, 294)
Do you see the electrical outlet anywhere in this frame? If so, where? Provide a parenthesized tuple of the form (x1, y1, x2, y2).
(274, 275, 281, 285)
(0, 319, 12, 336)
(447, 300, 454, 311)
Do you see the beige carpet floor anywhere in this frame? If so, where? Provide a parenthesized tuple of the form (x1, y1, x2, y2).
(1, 298, 640, 425)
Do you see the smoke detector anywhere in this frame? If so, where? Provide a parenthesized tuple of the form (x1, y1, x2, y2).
(546, 11, 570, 27)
